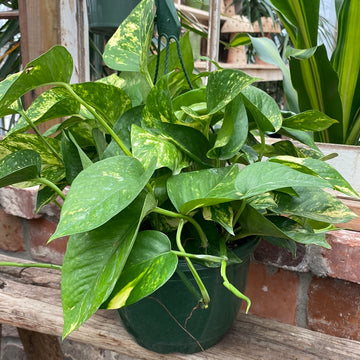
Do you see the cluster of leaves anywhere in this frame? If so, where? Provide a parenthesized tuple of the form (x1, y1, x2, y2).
(0, 0, 357, 339)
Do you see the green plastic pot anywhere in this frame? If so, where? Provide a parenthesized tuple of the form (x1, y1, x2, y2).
(87, 0, 141, 35)
(118, 238, 258, 354)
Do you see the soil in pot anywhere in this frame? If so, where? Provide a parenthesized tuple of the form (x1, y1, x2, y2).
(118, 238, 258, 354)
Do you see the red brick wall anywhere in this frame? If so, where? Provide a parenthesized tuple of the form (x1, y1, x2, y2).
(1, 186, 359, 341)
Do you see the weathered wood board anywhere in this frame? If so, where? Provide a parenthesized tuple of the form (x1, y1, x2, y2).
(0, 254, 360, 359)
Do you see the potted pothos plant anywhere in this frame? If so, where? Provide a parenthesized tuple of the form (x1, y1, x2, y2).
(0, 0, 357, 354)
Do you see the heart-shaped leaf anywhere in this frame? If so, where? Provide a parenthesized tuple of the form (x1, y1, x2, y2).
(0, 46, 73, 113)
(131, 124, 189, 172)
(50, 156, 156, 239)
(241, 85, 282, 133)
(206, 69, 256, 114)
(237, 204, 330, 248)
(103, 0, 154, 76)
(71, 82, 131, 127)
(234, 161, 330, 198)
(167, 165, 241, 214)
(103, 230, 178, 309)
(273, 187, 356, 223)
(7, 87, 80, 135)
(207, 94, 248, 159)
(269, 156, 358, 197)
(0, 149, 41, 187)
(61, 192, 156, 338)
(282, 110, 338, 131)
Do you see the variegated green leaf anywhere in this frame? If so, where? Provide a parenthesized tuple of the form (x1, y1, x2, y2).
(71, 82, 131, 127)
(282, 110, 338, 131)
(0, 46, 73, 113)
(103, 0, 154, 78)
(167, 165, 242, 214)
(1, 133, 62, 165)
(207, 95, 248, 160)
(50, 156, 156, 239)
(131, 124, 189, 172)
(143, 72, 177, 127)
(235, 161, 330, 199)
(237, 204, 330, 248)
(0, 150, 41, 187)
(7, 87, 79, 135)
(269, 155, 358, 197)
(103, 230, 178, 309)
(206, 69, 256, 114)
(61, 192, 156, 338)
(203, 204, 234, 235)
(241, 85, 282, 133)
(273, 187, 356, 224)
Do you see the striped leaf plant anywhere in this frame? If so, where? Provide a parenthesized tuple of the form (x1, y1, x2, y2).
(0, 0, 357, 339)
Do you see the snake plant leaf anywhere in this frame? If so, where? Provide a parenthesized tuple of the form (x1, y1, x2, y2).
(290, 46, 343, 139)
(61, 192, 156, 338)
(7, 87, 79, 135)
(49, 156, 156, 240)
(268, 156, 358, 198)
(0, 46, 73, 112)
(1, 133, 62, 166)
(249, 36, 299, 113)
(167, 165, 242, 214)
(131, 124, 189, 172)
(0, 150, 41, 187)
(103, 0, 154, 77)
(237, 204, 330, 249)
(206, 69, 256, 115)
(71, 82, 131, 127)
(103, 230, 178, 309)
(269, 0, 320, 48)
(241, 85, 282, 133)
(273, 187, 356, 224)
(331, 0, 360, 145)
(282, 110, 338, 131)
(158, 122, 212, 166)
(203, 204, 234, 235)
(207, 94, 248, 160)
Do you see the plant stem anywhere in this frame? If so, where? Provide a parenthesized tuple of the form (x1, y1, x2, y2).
(153, 207, 208, 248)
(176, 219, 210, 307)
(58, 83, 133, 158)
(16, 100, 63, 164)
(36, 177, 66, 200)
(219, 238, 251, 312)
(0, 261, 61, 271)
(172, 250, 226, 263)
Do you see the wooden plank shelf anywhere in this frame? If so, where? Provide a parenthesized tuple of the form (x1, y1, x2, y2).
(0, 254, 360, 359)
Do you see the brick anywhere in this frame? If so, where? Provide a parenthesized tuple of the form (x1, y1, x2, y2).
(254, 240, 308, 271)
(28, 217, 68, 265)
(0, 186, 39, 219)
(0, 209, 25, 252)
(308, 277, 360, 341)
(240, 262, 299, 325)
(321, 230, 360, 284)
